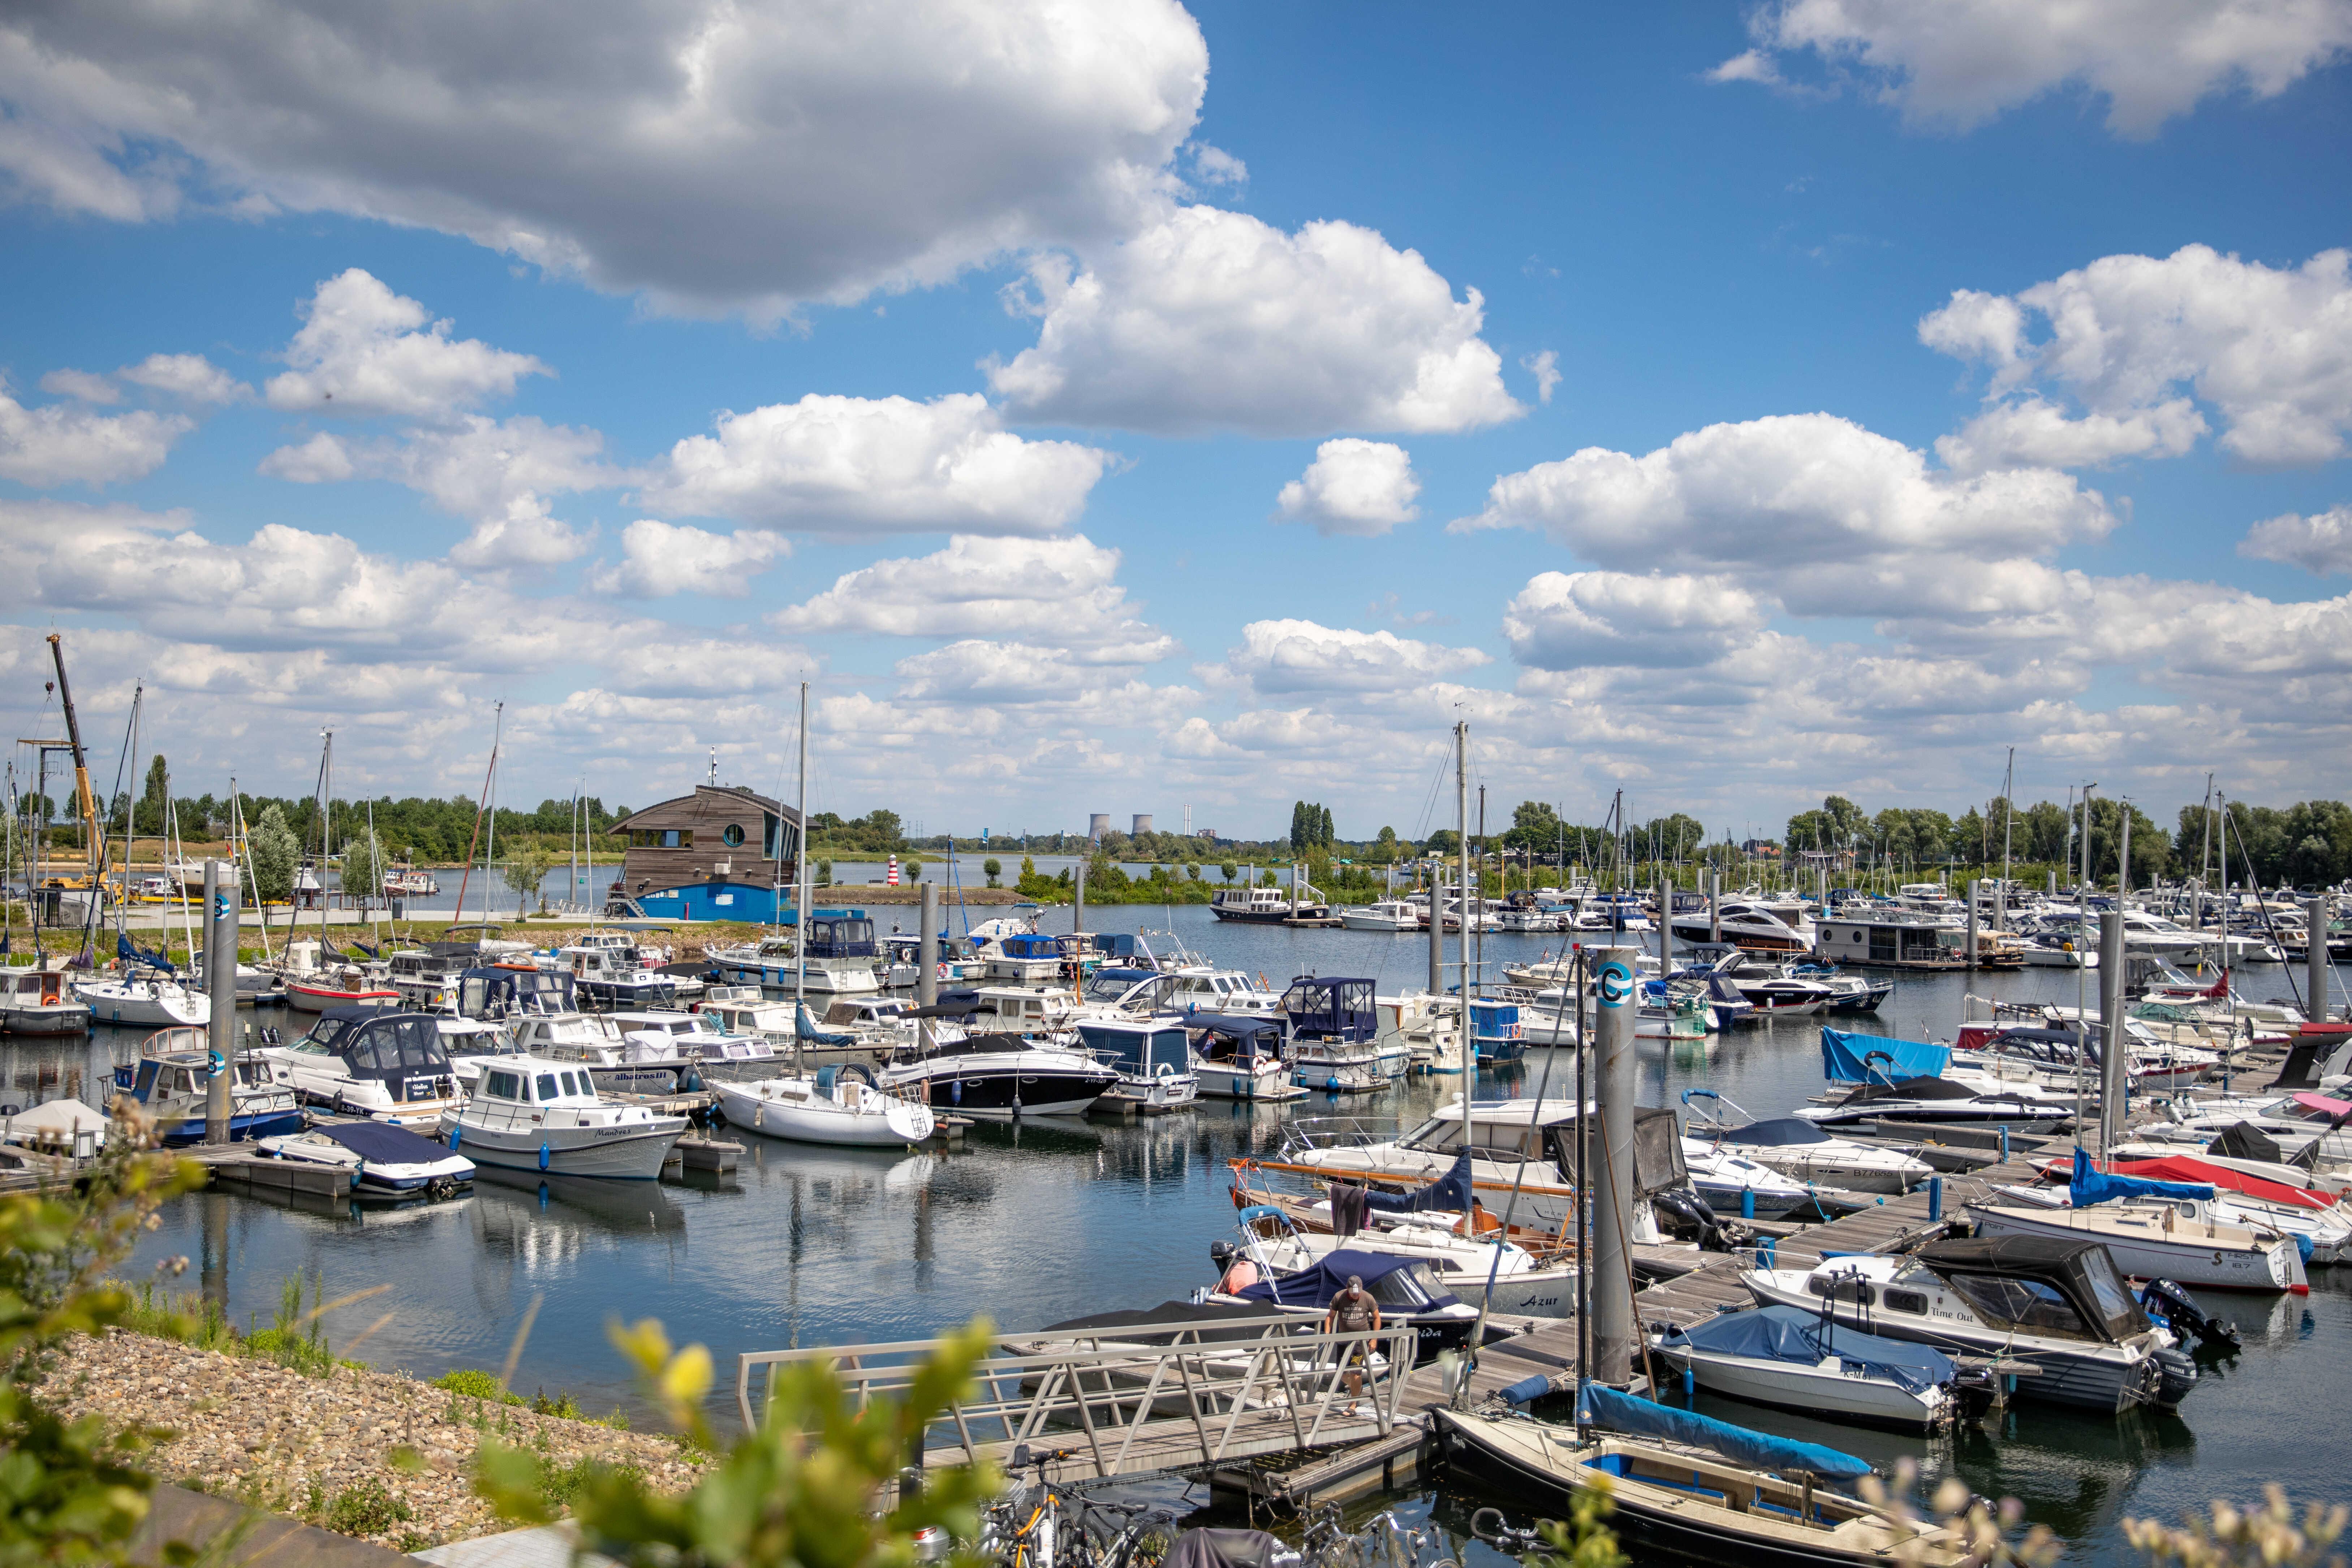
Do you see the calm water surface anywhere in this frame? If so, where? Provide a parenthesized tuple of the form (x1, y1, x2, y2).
(8, 904, 2341, 1561)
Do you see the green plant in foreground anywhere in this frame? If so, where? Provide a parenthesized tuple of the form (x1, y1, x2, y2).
(1518, 1479, 1625, 1568)
(324, 1476, 413, 1538)
(475, 1317, 996, 1568)
(431, 1369, 521, 1407)
(2124, 1486, 2349, 1568)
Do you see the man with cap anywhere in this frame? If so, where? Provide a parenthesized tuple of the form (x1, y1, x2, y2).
(1325, 1272, 1382, 1402)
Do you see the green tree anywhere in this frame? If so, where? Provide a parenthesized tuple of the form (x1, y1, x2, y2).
(341, 830, 389, 905)
(1219, 861, 1237, 883)
(1186, 861, 1202, 881)
(247, 804, 301, 906)
(981, 857, 1002, 888)
(135, 755, 169, 836)
(502, 845, 555, 915)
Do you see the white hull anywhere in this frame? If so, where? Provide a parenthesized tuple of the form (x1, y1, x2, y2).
(715, 1078, 933, 1146)
(2, 1003, 91, 1035)
(1969, 1203, 2305, 1292)
(1653, 1343, 1947, 1429)
(802, 957, 882, 995)
(73, 981, 208, 1027)
(1194, 1060, 1304, 1100)
(441, 1119, 683, 1179)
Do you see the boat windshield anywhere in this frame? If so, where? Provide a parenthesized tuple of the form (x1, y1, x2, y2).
(2075, 1246, 2149, 1336)
(1943, 1273, 2097, 1341)
(1365, 1261, 1444, 1308)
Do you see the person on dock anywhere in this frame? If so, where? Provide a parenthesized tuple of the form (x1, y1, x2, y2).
(1326, 1273, 1382, 1403)
(1211, 1240, 1260, 1295)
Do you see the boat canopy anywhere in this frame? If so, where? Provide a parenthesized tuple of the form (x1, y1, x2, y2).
(1717, 1117, 1833, 1147)
(456, 966, 574, 1017)
(805, 917, 878, 959)
(1281, 977, 1377, 1042)
(1914, 1234, 2150, 1341)
(1822, 1028, 1951, 1084)
(899, 996, 981, 1021)
(1090, 933, 1154, 962)
(1848, 1075, 1982, 1104)
(1189, 1013, 1281, 1061)
(1236, 1249, 1460, 1312)
(337, 1014, 453, 1076)
(1662, 1305, 1954, 1395)
(1366, 1147, 1476, 1215)
(314, 1119, 451, 1164)
(2069, 1146, 2213, 1206)
(1580, 1384, 1872, 1479)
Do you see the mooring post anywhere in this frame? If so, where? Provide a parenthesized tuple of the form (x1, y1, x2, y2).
(2100, 909, 2127, 1153)
(1074, 859, 1085, 940)
(1966, 879, 1980, 973)
(2310, 896, 2334, 1022)
(1708, 869, 1720, 945)
(1589, 943, 1639, 1386)
(917, 882, 939, 1009)
(204, 860, 239, 1143)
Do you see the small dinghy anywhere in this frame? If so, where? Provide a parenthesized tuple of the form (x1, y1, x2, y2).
(1435, 1386, 1971, 1568)
(1653, 1305, 1982, 1430)
(259, 1120, 474, 1198)
(714, 1064, 935, 1147)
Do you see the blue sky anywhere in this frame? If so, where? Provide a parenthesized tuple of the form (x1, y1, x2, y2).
(1, 1, 2348, 841)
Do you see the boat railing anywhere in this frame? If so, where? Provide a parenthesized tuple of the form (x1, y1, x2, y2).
(736, 1314, 1418, 1479)
(1276, 1117, 1401, 1157)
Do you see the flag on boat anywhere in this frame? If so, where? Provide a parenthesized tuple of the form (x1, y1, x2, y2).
(887, 856, 900, 886)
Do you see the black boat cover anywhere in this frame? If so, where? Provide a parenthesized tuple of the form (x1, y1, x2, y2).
(1850, 1075, 1981, 1103)
(1662, 1305, 1953, 1394)
(1164, 1531, 1281, 1568)
(316, 1120, 453, 1164)
(1235, 1250, 1460, 1311)
(1717, 1117, 1832, 1147)
(1914, 1234, 2149, 1340)
(2209, 1120, 2305, 1168)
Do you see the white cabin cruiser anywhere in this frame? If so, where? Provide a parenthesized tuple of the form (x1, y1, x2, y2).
(73, 970, 208, 1027)
(1683, 1091, 1930, 1194)
(259, 1007, 464, 1126)
(1340, 900, 1422, 932)
(439, 1057, 688, 1179)
(1, 965, 89, 1034)
(715, 1065, 934, 1147)
(876, 1031, 1119, 1118)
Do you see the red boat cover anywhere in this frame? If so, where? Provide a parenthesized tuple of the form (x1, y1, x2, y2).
(2108, 1156, 2335, 1211)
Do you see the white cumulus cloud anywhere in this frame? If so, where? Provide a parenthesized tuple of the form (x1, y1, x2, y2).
(1275, 439, 1421, 537)
(264, 269, 548, 420)
(1504, 572, 1770, 670)
(121, 353, 247, 405)
(987, 204, 1521, 436)
(771, 534, 1173, 663)
(2240, 503, 2352, 574)
(448, 496, 596, 569)
(1934, 396, 2207, 474)
(1715, 0, 2352, 135)
(0, 384, 191, 487)
(641, 393, 1109, 535)
(0, 0, 1209, 316)
(586, 519, 789, 598)
(257, 432, 356, 484)
(1209, 619, 1490, 696)
(1920, 245, 2352, 466)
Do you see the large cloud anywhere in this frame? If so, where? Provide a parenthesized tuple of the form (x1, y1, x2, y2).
(1713, 0, 2352, 135)
(1205, 620, 1490, 697)
(0, 0, 1208, 316)
(1504, 572, 1769, 670)
(264, 270, 548, 420)
(586, 520, 789, 598)
(2240, 503, 2352, 574)
(1454, 413, 2115, 595)
(1921, 246, 2352, 467)
(640, 394, 1110, 535)
(987, 206, 1520, 436)
(770, 534, 1173, 663)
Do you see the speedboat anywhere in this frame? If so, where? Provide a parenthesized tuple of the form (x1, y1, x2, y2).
(1340, 900, 1422, 932)
(440, 1056, 688, 1179)
(258, 1006, 465, 1126)
(1684, 1091, 1930, 1194)
(258, 1120, 475, 1198)
(73, 970, 208, 1027)
(1652, 1305, 1979, 1431)
(876, 1031, 1120, 1118)
(113, 1033, 305, 1144)
(1435, 1393, 1970, 1567)
(1742, 1238, 2197, 1413)
(0, 964, 89, 1034)
(1225, 1190, 1574, 1318)
(1797, 1075, 2074, 1134)
(1679, 1139, 1817, 1218)
(714, 1067, 934, 1147)
(1665, 899, 1814, 956)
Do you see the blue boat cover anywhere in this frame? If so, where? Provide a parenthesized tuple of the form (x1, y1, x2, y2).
(1234, 1249, 1460, 1310)
(1821, 1028, 1950, 1084)
(117, 933, 175, 974)
(796, 1002, 854, 1044)
(1365, 1147, 1476, 1215)
(2071, 1147, 2213, 1206)
(1662, 1305, 1953, 1395)
(1719, 1117, 1832, 1147)
(1581, 1384, 1873, 1479)
(316, 1120, 452, 1164)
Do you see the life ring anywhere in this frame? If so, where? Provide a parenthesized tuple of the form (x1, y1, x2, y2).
(936, 962, 950, 980)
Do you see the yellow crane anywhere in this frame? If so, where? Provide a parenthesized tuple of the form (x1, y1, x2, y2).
(41, 632, 104, 893)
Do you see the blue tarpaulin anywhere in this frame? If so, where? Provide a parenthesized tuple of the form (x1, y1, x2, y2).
(796, 1002, 853, 1044)
(117, 933, 174, 974)
(1821, 1028, 1950, 1084)
(1661, 1305, 1953, 1395)
(1235, 1250, 1460, 1310)
(1366, 1147, 1476, 1215)
(2071, 1147, 2213, 1206)
(1581, 1384, 1873, 1479)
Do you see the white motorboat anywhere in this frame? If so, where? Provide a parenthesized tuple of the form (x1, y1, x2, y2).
(1666, 899, 1813, 956)
(1741, 1239, 2196, 1412)
(1073, 1017, 1201, 1113)
(1683, 1090, 1930, 1194)
(73, 970, 208, 1027)
(715, 1068, 934, 1146)
(1680, 1138, 1817, 1217)
(1, 965, 90, 1034)
(259, 1007, 465, 1125)
(1340, 900, 1423, 932)
(258, 1120, 475, 1198)
(1652, 1305, 1971, 1431)
(1796, 1073, 2075, 1134)
(1228, 1201, 1575, 1319)
(793, 915, 884, 993)
(876, 1031, 1120, 1118)
(558, 941, 682, 1008)
(1967, 1159, 2310, 1293)
(114, 1035, 306, 1144)
(440, 1056, 688, 1179)
(1188, 1014, 1302, 1100)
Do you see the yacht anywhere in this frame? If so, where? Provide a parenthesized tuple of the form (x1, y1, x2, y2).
(875, 1031, 1120, 1117)
(1340, 899, 1422, 932)
(797, 915, 884, 994)
(73, 970, 208, 1028)
(1742, 1239, 2196, 1412)
(258, 1007, 465, 1126)
(115, 1033, 304, 1144)
(1209, 882, 1330, 924)
(1683, 1091, 1931, 1194)
(503, 1011, 697, 1093)
(1, 965, 89, 1034)
(1665, 899, 1813, 956)
(714, 1067, 934, 1147)
(440, 1057, 688, 1179)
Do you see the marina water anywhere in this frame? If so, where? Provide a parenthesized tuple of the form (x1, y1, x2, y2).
(8, 902, 2343, 1561)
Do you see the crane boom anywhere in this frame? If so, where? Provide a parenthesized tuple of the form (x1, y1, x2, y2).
(45, 633, 100, 886)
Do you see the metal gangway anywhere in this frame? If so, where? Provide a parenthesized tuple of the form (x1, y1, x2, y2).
(736, 1313, 1422, 1482)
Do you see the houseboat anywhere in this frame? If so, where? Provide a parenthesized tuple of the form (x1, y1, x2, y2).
(606, 784, 804, 922)
(1813, 910, 2023, 970)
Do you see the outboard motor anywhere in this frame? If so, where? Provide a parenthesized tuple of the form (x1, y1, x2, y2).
(2140, 1278, 2241, 1354)
(1651, 1189, 1731, 1252)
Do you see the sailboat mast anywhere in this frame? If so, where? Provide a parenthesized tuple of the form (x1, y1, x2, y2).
(485, 702, 503, 913)
(2000, 746, 2014, 925)
(317, 730, 333, 946)
(1454, 719, 1469, 1080)
(794, 682, 810, 1009)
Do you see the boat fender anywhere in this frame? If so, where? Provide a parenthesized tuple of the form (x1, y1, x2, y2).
(1498, 1373, 1560, 1407)
(538, 1141, 551, 1172)
(351, 1162, 363, 1190)
(448, 1124, 460, 1151)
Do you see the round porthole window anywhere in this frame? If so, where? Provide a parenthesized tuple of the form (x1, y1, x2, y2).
(722, 823, 745, 847)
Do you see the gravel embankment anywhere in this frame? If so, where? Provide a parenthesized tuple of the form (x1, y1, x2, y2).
(46, 1331, 705, 1553)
